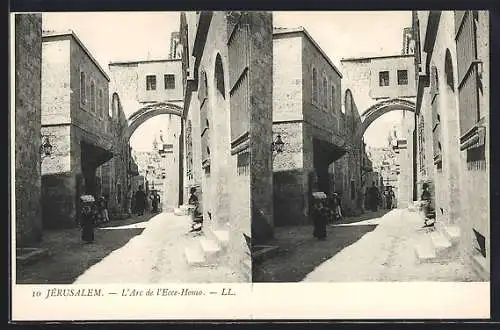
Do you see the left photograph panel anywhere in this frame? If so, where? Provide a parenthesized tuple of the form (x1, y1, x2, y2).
(12, 11, 273, 284)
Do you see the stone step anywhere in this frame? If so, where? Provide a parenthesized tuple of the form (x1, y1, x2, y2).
(430, 231, 452, 250)
(199, 237, 221, 258)
(212, 230, 230, 248)
(441, 225, 461, 245)
(184, 246, 206, 266)
(174, 207, 187, 216)
(414, 242, 436, 263)
(179, 204, 191, 210)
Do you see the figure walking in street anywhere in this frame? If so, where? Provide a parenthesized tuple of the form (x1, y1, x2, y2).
(125, 184, 133, 217)
(188, 187, 203, 233)
(312, 192, 328, 240)
(331, 192, 342, 222)
(386, 186, 395, 209)
(135, 185, 147, 216)
(151, 191, 160, 213)
(367, 181, 381, 212)
(80, 195, 96, 244)
(97, 196, 110, 224)
(420, 182, 435, 228)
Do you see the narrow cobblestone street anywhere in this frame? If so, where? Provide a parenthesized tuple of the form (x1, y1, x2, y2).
(253, 209, 389, 282)
(303, 209, 479, 282)
(16, 213, 152, 284)
(17, 212, 244, 284)
(254, 208, 481, 283)
(74, 212, 244, 283)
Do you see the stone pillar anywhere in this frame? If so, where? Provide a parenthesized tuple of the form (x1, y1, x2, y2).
(15, 13, 43, 246)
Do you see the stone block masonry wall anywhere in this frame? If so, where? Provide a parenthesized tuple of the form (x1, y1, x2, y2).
(273, 122, 307, 226)
(109, 64, 139, 102)
(42, 173, 77, 229)
(69, 37, 111, 143)
(42, 39, 71, 125)
(40, 125, 75, 228)
(184, 93, 203, 204)
(272, 35, 303, 122)
(15, 13, 43, 247)
(248, 12, 274, 244)
(459, 11, 490, 272)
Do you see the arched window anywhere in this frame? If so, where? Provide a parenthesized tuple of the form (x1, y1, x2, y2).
(344, 90, 351, 114)
(312, 67, 318, 104)
(331, 84, 336, 112)
(445, 49, 454, 91)
(80, 71, 86, 106)
(215, 54, 225, 99)
(90, 81, 96, 113)
(323, 76, 328, 108)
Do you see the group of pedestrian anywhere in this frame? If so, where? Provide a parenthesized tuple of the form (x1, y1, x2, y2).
(79, 184, 163, 244)
(131, 185, 161, 216)
(383, 186, 396, 210)
(364, 182, 396, 212)
(365, 182, 382, 212)
(79, 194, 110, 244)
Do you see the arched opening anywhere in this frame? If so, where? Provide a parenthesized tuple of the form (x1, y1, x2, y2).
(322, 75, 328, 108)
(124, 102, 185, 211)
(312, 67, 318, 104)
(441, 50, 461, 225)
(361, 98, 417, 209)
(215, 54, 225, 99)
(360, 98, 416, 135)
(111, 92, 119, 118)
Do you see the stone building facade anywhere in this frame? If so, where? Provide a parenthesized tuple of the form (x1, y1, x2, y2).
(340, 54, 417, 207)
(413, 10, 490, 279)
(341, 54, 416, 113)
(96, 92, 139, 217)
(180, 11, 274, 280)
(109, 59, 183, 106)
(41, 30, 116, 228)
(108, 59, 183, 210)
(272, 27, 370, 226)
(14, 13, 43, 247)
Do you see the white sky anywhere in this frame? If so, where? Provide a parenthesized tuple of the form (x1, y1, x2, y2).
(43, 11, 412, 150)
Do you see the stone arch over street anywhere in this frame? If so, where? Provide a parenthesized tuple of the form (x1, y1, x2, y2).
(123, 102, 184, 142)
(120, 100, 185, 208)
(360, 98, 416, 135)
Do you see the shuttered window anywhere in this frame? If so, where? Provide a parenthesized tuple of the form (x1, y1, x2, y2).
(228, 21, 250, 148)
(430, 66, 442, 167)
(199, 70, 210, 170)
(455, 10, 481, 138)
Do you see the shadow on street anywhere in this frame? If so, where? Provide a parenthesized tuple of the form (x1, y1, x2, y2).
(16, 214, 154, 284)
(252, 209, 390, 282)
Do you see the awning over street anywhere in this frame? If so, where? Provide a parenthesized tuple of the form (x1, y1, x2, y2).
(313, 138, 347, 165)
(81, 141, 114, 168)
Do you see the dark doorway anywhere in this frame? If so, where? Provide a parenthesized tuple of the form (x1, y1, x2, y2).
(80, 141, 113, 197)
(312, 138, 347, 195)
